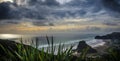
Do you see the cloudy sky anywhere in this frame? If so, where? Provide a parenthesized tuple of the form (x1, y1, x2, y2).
(0, 0, 120, 34)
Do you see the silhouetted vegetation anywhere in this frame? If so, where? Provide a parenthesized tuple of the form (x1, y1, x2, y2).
(0, 36, 120, 61)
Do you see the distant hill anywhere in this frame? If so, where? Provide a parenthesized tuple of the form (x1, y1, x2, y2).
(95, 32, 120, 40)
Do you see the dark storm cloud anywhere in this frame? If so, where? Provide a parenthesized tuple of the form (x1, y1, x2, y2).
(0, 2, 12, 20)
(58, 0, 120, 18)
(101, 0, 120, 18)
(66, 0, 102, 12)
(102, 0, 120, 13)
(0, 20, 19, 25)
(6, 0, 100, 20)
(0, 0, 59, 20)
(51, 9, 87, 19)
(66, 0, 95, 7)
(43, 0, 59, 6)
(1, 0, 120, 21)
(103, 22, 119, 26)
(50, 0, 103, 19)
(0, 2, 45, 20)
(29, 0, 59, 6)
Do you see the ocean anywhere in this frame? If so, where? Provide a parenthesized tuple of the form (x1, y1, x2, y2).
(0, 33, 106, 53)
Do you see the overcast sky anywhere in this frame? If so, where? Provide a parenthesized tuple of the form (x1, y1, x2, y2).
(0, 0, 120, 34)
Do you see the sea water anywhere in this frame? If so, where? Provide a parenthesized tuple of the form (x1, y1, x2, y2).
(0, 33, 106, 54)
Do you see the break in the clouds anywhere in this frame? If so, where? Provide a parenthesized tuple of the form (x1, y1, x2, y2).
(0, 0, 120, 34)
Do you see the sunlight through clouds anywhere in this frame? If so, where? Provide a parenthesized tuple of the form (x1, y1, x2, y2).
(56, 0, 72, 4)
(0, 0, 13, 3)
(0, 34, 20, 39)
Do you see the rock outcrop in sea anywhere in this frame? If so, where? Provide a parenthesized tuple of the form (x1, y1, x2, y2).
(75, 41, 97, 54)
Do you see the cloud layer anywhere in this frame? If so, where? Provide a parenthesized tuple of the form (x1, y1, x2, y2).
(0, 0, 120, 34)
(0, 0, 120, 20)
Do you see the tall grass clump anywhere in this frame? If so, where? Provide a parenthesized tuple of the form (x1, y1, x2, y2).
(0, 37, 76, 61)
(0, 37, 119, 61)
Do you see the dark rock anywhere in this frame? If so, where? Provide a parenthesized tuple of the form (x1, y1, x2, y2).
(76, 41, 97, 54)
(95, 32, 120, 40)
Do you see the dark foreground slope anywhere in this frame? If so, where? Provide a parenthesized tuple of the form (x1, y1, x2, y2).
(0, 39, 38, 56)
(0, 39, 44, 61)
(0, 39, 77, 61)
